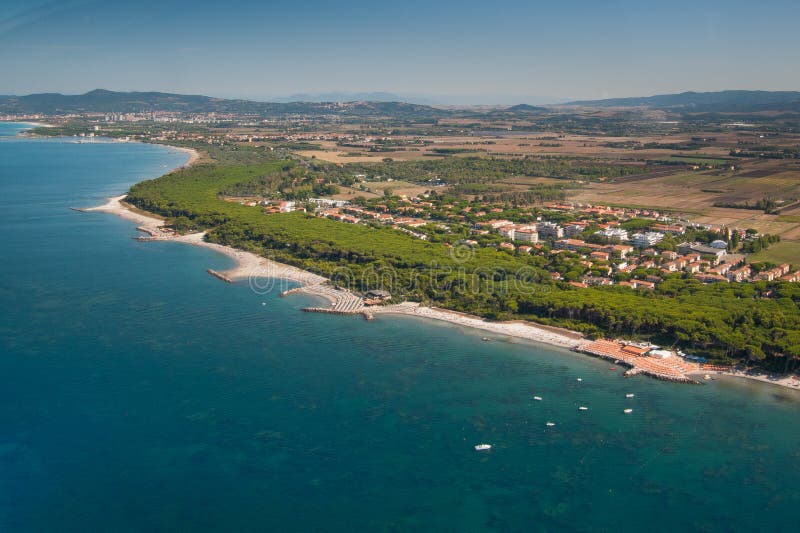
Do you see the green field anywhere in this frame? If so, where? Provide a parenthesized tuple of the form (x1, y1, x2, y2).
(750, 240, 800, 264)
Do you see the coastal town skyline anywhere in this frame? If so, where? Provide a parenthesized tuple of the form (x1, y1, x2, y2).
(2, 0, 800, 102)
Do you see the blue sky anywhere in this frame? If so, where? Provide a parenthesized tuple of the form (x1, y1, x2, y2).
(1, 0, 799, 103)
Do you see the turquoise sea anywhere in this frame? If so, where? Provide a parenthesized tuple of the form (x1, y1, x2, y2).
(1, 121, 800, 532)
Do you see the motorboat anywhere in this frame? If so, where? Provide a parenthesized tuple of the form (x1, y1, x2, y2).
(474, 443, 492, 451)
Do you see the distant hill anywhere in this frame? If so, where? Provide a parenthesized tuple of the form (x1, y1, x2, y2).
(564, 90, 800, 112)
(0, 89, 452, 118)
(270, 92, 440, 105)
(505, 104, 548, 113)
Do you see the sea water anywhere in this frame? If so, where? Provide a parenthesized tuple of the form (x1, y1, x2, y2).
(1, 122, 800, 531)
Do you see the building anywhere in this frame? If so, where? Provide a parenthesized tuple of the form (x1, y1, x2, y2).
(631, 232, 665, 248)
(555, 239, 602, 252)
(594, 228, 629, 242)
(309, 198, 350, 208)
(536, 221, 564, 239)
(652, 223, 686, 235)
(564, 222, 588, 237)
(486, 219, 514, 229)
(727, 265, 752, 282)
(498, 226, 516, 240)
(677, 242, 727, 260)
(513, 227, 539, 243)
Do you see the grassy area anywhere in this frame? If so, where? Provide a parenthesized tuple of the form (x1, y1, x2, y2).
(749, 240, 800, 264)
(668, 155, 730, 165)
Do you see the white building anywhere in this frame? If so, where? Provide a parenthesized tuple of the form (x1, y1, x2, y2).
(498, 226, 516, 240)
(595, 228, 629, 242)
(536, 221, 564, 239)
(632, 232, 665, 248)
(514, 227, 539, 243)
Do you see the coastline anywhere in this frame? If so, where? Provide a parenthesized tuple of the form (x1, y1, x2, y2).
(690, 368, 800, 391)
(81, 189, 592, 353)
(371, 302, 584, 349)
(78, 143, 800, 392)
(83, 193, 800, 391)
(170, 145, 200, 168)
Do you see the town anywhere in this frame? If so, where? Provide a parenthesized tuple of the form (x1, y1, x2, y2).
(230, 191, 795, 289)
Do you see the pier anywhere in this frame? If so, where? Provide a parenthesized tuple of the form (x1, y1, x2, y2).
(207, 269, 233, 283)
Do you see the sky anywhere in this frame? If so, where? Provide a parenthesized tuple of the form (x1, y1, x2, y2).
(1, 0, 799, 104)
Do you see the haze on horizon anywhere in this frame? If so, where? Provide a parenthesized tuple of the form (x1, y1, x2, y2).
(1, 0, 799, 105)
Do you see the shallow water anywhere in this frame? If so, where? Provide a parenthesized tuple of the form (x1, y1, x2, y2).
(1, 122, 800, 531)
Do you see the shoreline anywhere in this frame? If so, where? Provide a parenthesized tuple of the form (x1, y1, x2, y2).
(81, 191, 593, 353)
(690, 369, 800, 391)
(78, 143, 800, 393)
(371, 302, 584, 349)
(169, 145, 200, 168)
(83, 193, 800, 392)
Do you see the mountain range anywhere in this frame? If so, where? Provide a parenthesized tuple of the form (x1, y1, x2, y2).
(2, 89, 800, 116)
(565, 90, 800, 112)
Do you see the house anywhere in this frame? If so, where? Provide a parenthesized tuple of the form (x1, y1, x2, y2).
(652, 223, 686, 234)
(728, 265, 752, 282)
(694, 273, 729, 284)
(780, 270, 800, 282)
(486, 219, 514, 229)
(604, 244, 634, 258)
(621, 344, 650, 356)
(556, 239, 602, 252)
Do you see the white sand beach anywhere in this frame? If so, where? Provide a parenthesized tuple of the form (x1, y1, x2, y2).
(372, 302, 586, 349)
(82, 191, 590, 352)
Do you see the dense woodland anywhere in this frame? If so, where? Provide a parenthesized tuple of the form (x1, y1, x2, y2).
(126, 156, 800, 372)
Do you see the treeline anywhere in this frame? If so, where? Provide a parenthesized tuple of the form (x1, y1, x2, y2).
(322, 156, 647, 185)
(477, 184, 573, 205)
(740, 234, 781, 254)
(713, 197, 779, 213)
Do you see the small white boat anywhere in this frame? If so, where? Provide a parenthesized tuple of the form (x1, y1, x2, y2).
(623, 409, 633, 414)
(482, 337, 490, 342)
(474, 443, 492, 451)
(546, 422, 556, 427)
(576, 378, 583, 382)
(578, 406, 588, 411)
(704, 374, 711, 380)
(533, 396, 543, 401)
(625, 393, 635, 398)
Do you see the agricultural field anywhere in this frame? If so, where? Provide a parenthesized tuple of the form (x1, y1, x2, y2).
(569, 159, 800, 239)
